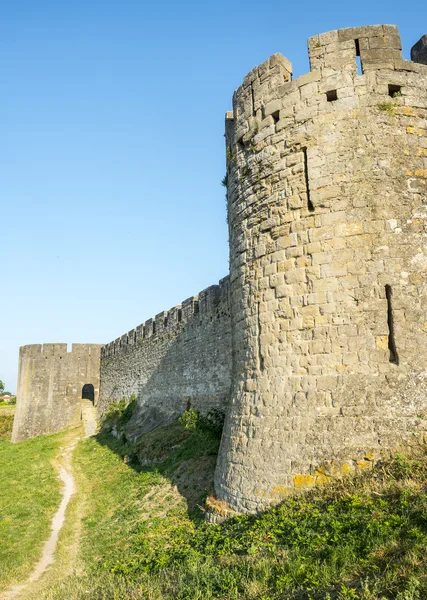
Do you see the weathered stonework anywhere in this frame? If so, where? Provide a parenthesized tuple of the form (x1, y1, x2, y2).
(411, 34, 427, 66)
(99, 278, 232, 439)
(12, 344, 102, 442)
(12, 25, 427, 517)
(214, 25, 427, 513)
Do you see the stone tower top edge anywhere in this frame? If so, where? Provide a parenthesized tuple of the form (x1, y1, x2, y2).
(225, 24, 427, 146)
(19, 343, 104, 358)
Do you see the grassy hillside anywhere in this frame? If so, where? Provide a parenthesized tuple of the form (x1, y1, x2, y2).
(0, 409, 64, 591)
(30, 412, 427, 600)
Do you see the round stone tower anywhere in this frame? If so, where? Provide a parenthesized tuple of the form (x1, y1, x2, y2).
(214, 25, 427, 513)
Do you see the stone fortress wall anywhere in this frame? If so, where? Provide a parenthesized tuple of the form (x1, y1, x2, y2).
(214, 25, 427, 513)
(11, 24, 427, 517)
(12, 343, 102, 442)
(99, 278, 232, 439)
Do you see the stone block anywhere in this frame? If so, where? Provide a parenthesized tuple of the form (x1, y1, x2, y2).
(411, 34, 427, 66)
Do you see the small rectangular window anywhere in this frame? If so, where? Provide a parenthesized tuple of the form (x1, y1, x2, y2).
(388, 84, 402, 98)
(326, 89, 338, 102)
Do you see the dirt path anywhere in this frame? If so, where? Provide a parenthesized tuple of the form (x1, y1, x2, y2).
(0, 431, 80, 600)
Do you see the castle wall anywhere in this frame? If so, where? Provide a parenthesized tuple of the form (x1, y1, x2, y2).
(12, 343, 102, 442)
(214, 25, 427, 513)
(99, 278, 232, 438)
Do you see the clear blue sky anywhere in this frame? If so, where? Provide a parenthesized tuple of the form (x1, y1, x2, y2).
(1, 1, 426, 392)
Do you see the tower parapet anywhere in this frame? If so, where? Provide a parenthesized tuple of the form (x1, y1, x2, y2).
(12, 343, 102, 442)
(215, 25, 427, 513)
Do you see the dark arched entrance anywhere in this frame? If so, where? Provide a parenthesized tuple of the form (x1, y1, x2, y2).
(82, 383, 95, 404)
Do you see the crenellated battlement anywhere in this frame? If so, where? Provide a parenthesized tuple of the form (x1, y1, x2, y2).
(228, 26, 427, 155)
(13, 24, 427, 517)
(98, 276, 232, 434)
(308, 25, 403, 72)
(215, 24, 427, 513)
(19, 343, 102, 358)
(13, 343, 102, 441)
(101, 276, 230, 359)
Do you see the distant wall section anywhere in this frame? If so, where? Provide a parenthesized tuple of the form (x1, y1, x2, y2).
(12, 343, 102, 442)
(99, 278, 232, 439)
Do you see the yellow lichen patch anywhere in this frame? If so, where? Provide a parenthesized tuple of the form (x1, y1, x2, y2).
(406, 170, 414, 176)
(407, 126, 425, 136)
(271, 485, 289, 498)
(417, 147, 427, 157)
(421, 322, 427, 333)
(313, 470, 330, 485)
(376, 335, 389, 350)
(340, 463, 352, 475)
(293, 474, 316, 488)
(357, 460, 372, 470)
(400, 106, 416, 117)
(205, 495, 234, 517)
(414, 169, 427, 178)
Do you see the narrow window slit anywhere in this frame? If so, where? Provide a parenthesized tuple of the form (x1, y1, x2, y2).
(326, 89, 338, 102)
(134, 331, 137, 343)
(257, 302, 264, 372)
(385, 285, 399, 364)
(355, 39, 363, 75)
(164, 317, 168, 328)
(194, 301, 199, 315)
(152, 322, 156, 335)
(303, 148, 314, 212)
(388, 84, 401, 98)
(178, 309, 182, 323)
(251, 83, 256, 116)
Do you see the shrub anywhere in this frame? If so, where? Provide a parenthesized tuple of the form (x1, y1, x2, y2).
(179, 407, 225, 436)
(102, 395, 136, 432)
(179, 407, 199, 431)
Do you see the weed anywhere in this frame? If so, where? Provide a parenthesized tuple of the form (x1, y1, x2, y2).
(179, 407, 199, 430)
(226, 145, 236, 163)
(378, 102, 397, 116)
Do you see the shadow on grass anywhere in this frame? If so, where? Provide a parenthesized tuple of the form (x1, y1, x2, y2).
(94, 419, 221, 521)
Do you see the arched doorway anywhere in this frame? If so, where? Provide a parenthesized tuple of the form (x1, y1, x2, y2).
(82, 383, 95, 404)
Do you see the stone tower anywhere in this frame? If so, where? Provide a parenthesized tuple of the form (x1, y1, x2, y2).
(214, 25, 427, 513)
(12, 343, 102, 442)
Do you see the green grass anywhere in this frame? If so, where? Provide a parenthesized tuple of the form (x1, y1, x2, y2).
(0, 408, 15, 438)
(0, 420, 64, 591)
(29, 417, 427, 600)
